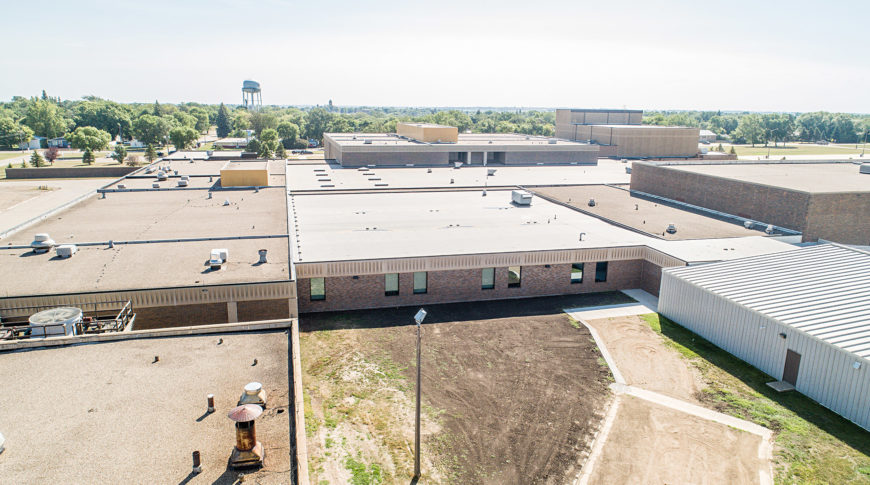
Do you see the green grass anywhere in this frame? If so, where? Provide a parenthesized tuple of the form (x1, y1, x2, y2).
(723, 143, 867, 157)
(640, 313, 870, 484)
(0, 152, 25, 161)
(345, 454, 383, 485)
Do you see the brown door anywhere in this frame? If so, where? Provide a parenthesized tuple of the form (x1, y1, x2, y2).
(783, 349, 801, 385)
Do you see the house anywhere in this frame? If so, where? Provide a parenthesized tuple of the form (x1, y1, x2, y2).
(48, 137, 70, 148)
(699, 129, 717, 143)
(20, 136, 46, 150)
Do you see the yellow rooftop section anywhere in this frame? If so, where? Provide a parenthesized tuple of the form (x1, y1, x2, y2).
(220, 161, 269, 187)
(396, 122, 458, 143)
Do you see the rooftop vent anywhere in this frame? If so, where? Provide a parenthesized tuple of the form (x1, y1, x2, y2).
(238, 382, 267, 408)
(860, 163, 870, 174)
(363, 139, 372, 144)
(117, 184, 127, 190)
(227, 404, 264, 468)
(153, 183, 160, 188)
(56, 244, 77, 258)
(588, 198, 596, 207)
(765, 224, 775, 234)
(156, 171, 167, 181)
(666, 224, 677, 234)
(177, 179, 188, 187)
(512, 190, 532, 206)
(548, 139, 557, 144)
(744, 220, 754, 229)
(30, 233, 55, 254)
(258, 249, 268, 264)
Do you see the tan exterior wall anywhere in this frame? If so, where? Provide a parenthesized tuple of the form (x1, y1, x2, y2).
(297, 260, 643, 313)
(630, 162, 811, 233)
(396, 123, 458, 143)
(338, 150, 449, 167)
(805, 192, 870, 245)
(640, 259, 664, 296)
(590, 126, 699, 158)
(220, 168, 269, 187)
(555, 109, 643, 139)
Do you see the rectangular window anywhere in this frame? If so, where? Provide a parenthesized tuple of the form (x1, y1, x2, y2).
(508, 266, 522, 288)
(413, 271, 427, 294)
(385, 273, 399, 296)
(310, 277, 325, 300)
(571, 263, 584, 284)
(481, 268, 495, 290)
(595, 262, 608, 283)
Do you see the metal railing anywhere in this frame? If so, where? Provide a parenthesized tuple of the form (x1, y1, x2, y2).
(0, 300, 135, 341)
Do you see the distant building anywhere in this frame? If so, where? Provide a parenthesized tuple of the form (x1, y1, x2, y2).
(556, 109, 700, 158)
(699, 130, 717, 143)
(214, 137, 249, 149)
(20, 136, 45, 150)
(48, 137, 69, 148)
(324, 126, 599, 167)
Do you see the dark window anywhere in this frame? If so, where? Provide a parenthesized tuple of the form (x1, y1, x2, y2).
(310, 277, 325, 300)
(413, 272, 427, 294)
(595, 262, 608, 282)
(571, 263, 584, 284)
(385, 273, 399, 296)
(508, 266, 522, 288)
(481, 268, 495, 290)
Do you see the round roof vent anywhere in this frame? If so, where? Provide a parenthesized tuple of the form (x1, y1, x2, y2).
(227, 404, 263, 422)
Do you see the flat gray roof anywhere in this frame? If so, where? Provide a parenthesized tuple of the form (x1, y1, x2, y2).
(285, 160, 631, 191)
(326, 132, 595, 149)
(0, 331, 291, 483)
(667, 162, 869, 193)
(665, 244, 870, 358)
(534, 185, 772, 240)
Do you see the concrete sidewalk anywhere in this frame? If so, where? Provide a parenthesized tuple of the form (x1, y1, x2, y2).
(564, 288, 658, 320)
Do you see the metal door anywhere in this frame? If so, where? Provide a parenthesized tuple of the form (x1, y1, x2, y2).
(783, 349, 801, 386)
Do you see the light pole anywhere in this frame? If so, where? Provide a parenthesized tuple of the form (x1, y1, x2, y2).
(413, 308, 427, 480)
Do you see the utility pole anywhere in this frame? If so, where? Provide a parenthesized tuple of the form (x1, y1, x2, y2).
(413, 308, 427, 480)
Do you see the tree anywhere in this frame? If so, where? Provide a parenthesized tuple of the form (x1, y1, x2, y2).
(216, 103, 231, 138)
(153, 100, 162, 116)
(247, 138, 261, 154)
(74, 101, 132, 140)
(275, 143, 286, 159)
(68, 126, 111, 151)
(169, 126, 199, 150)
(304, 107, 333, 142)
(24, 99, 71, 138)
(0, 117, 34, 149)
(172, 111, 197, 130)
(249, 111, 277, 137)
(734, 114, 765, 146)
(82, 147, 95, 165)
(30, 150, 45, 167)
(145, 144, 158, 163)
(126, 154, 142, 167)
(45, 146, 60, 165)
(189, 107, 210, 133)
(258, 141, 273, 159)
(110, 144, 127, 164)
(277, 120, 299, 141)
(133, 114, 172, 145)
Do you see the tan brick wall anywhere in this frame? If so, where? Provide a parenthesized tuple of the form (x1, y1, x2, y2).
(630, 163, 811, 232)
(640, 260, 664, 296)
(298, 261, 643, 313)
(805, 192, 870, 245)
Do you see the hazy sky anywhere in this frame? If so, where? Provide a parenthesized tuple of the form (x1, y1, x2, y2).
(4, 0, 868, 112)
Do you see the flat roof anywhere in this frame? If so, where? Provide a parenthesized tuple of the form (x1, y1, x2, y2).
(285, 160, 631, 191)
(0, 179, 112, 236)
(223, 161, 268, 171)
(562, 108, 643, 114)
(0, 331, 290, 483)
(397, 122, 454, 128)
(665, 244, 870, 358)
(326, 132, 595, 149)
(290, 189, 650, 262)
(665, 162, 869, 193)
(533, 185, 771, 240)
(290, 189, 796, 264)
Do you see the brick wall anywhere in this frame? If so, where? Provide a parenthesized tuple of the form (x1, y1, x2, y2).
(805, 192, 870, 245)
(298, 260, 643, 313)
(133, 302, 229, 330)
(640, 260, 664, 296)
(630, 163, 811, 233)
(237, 298, 291, 322)
(5, 166, 139, 179)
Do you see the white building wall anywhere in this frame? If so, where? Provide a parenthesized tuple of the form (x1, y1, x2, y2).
(659, 270, 870, 431)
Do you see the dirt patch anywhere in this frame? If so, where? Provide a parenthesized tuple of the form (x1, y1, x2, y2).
(585, 314, 704, 403)
(301, 293, 628, 484)
(589, 396, 767, 485)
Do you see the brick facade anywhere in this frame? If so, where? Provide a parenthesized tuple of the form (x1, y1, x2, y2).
(631, 162, 870, 244)
(133, 303, 229, 330)
(298, 260, 644, 313)
(237, 298, 292, 322)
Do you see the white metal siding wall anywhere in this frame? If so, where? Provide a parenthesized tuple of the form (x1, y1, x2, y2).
(659, 271, 870, 430)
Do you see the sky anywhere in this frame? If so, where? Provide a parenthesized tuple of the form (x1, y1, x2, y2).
(3, 0, 869, 112)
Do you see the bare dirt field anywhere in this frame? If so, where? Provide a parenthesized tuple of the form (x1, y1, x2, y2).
(585, 314, 704, 403)
(589, 395, 766, 485)
(300, 292, 634, 484)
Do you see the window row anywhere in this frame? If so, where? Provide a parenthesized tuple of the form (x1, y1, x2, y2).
(308, 263, 609, 301)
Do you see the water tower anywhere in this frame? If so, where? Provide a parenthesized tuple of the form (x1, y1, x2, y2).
(242, 80, 262, 111)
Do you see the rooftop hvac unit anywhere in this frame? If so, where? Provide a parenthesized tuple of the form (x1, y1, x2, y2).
(512, 190, 532, 205)
(860, 163, 870, 174)
(487, 169, 497, 176)
(30, 233, 55, 254)
(765, 224, 775, 234)
(210, 248, 228, 270)
(363, 139, 372, 144)
(548, 139, 558, 144)
(177, 179, 188, 187)
(152, 183, 160, 188)
(744, 220, 754, 229)
(56, 244, 77, 258)
(28, 307, 82, 338)
(156, 171, 167, 181)
(625, 166, 632, 174)
(117, 184, 127, 189)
